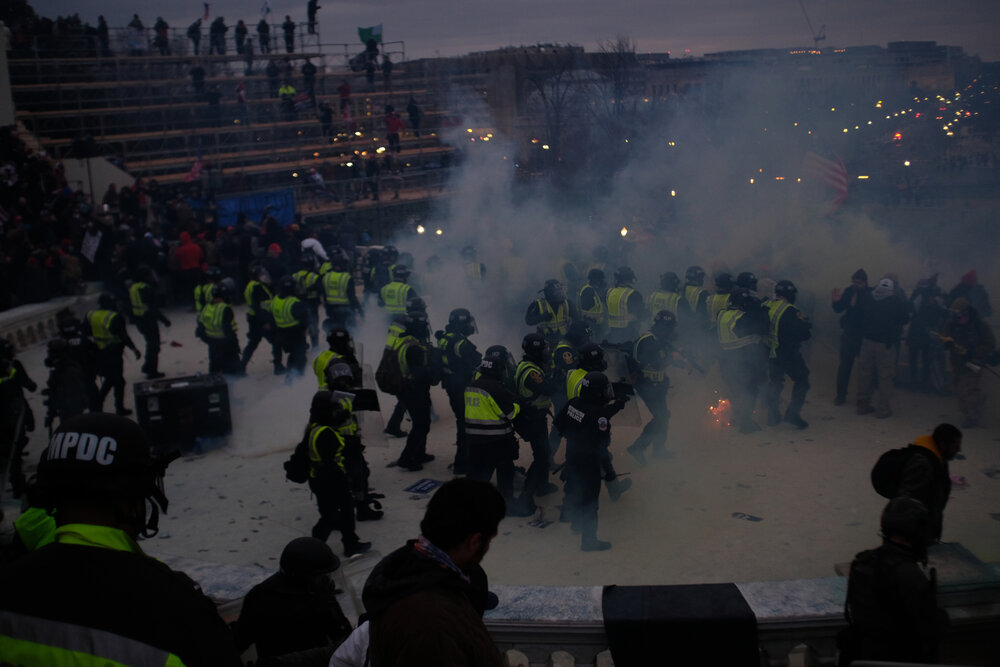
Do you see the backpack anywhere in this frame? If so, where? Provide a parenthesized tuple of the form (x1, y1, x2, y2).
(283, 435, 311, 483)
(870, 445, 920, 499)
(375, 345, 403, 395)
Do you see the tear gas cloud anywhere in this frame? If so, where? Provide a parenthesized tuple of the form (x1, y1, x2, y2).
(352, 62, 996, 362)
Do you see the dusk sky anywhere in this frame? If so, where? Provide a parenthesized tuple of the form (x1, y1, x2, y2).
(32, 0, 1000, 61)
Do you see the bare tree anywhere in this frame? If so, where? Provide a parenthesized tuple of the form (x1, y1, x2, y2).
(521, 45, 585, 168)
(594, 35, 641, 119)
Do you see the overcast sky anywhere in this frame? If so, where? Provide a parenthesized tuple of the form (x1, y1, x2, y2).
(33, 0, 1000, 61)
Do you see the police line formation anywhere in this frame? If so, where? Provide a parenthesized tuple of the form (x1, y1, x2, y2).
(9, 241, 995, 555)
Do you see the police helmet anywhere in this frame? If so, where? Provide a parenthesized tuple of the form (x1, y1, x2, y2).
(278, 275, 296, 297)
(36, 413, 175, 538)
(480, 345, 509, 378)
(774, 279, 798, 304)
(205, 266, 223, 280)
(135, 265, 156, 283)
(651, 309, 678, 340)
(715, 272, 734, 292)
(98, 292, 117, 310)
(396, 251, 414, 269)
(250, 264, 272, 284)
(56, 309, 83, 338)
(326, 328, 354, 352)
(300, 253, 319, 272)
(279, 536, 340, 579)
(614, 266, 636, 285)
(579, 371, 613, 403)
(309, 390, 335, 422)
(213, 278, 236, 303)
(328, 252, 348, 272)
(587, 268, 606, 286)
(543, 279, 565, 301)
(327, 361, 354, 390)
(461, 245, 477, 260)
(448, 308, 477, 335)
(392, 264, 411, 280)
(660, 271, 680, 292)
(382, 245, 399, 262)
(566, 319, 592, 346)
(522, 332, 549, 359)
(577, 343, 607, 372)
(404, 311, 430, 338)
(730, 286, 757, 311)
(684, 265, 705, 286)
(880, 497, 932, 547)
(405, 296, 427, 314)
(736, 271, 758, 291)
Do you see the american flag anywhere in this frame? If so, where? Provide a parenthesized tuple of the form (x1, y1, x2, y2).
(803, 152, 848, 211)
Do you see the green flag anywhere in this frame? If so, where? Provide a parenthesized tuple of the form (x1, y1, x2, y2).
(358, 24, 382, 44)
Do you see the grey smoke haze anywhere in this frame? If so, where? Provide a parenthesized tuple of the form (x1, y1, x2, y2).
(35, 0, 1000, 61)
(356, 61, 997, 367)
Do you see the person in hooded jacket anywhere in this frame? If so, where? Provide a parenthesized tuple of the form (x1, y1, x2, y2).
(361, 478, 506, 667)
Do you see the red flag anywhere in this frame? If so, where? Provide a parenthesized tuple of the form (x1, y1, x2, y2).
(804, 152, 848, 211)
(204, 3, 210, 20)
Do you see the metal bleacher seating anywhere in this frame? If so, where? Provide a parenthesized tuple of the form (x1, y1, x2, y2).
(9, 28, 461, 217)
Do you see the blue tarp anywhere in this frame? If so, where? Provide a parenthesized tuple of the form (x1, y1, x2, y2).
(215, 189, 296, 228)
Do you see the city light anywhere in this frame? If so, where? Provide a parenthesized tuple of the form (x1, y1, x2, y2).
(620, 227, 628, 237)
(435, 229, 443, 235)
(416, 225, 425, 234)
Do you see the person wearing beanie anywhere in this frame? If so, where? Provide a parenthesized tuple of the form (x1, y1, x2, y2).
(855, 277, 910, 418)
(232, 537, 352, 660)
(947, 269, 992, 319)
(831, 269, 870, 405)
(0, 413, 242, 666)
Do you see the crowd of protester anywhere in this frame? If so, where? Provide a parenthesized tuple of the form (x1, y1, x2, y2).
(0, 124, 369, 314)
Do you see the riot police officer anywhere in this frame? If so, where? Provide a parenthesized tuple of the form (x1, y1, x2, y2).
(271, 276, 310, 378)
(554, 371, 630, 551)
(627, 310, 678, 466)
(514, 333, 560, 506)
(242, 264, 283, 374)
(605, 266, 644, 344)
(465, 345, 529, 515)
(436, 308, 482, 474)
(525, 279, 579, 346)
(717, 287, 769, 433)
(87, 293, 141, 415)
(129, 265, 171, 379)
(196, 278, 242, 375)
(765, 280, 812, 428)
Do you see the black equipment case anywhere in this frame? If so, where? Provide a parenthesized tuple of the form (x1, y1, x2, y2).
(134, 373, 232, 447)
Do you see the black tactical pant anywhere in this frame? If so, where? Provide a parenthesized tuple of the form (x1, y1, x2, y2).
(766, 351, 810, 421)
(136, 317, 161, 375)
(96, 345, 126, 411)
(309, 470, 360, 549)
(631, 381, 670, 453)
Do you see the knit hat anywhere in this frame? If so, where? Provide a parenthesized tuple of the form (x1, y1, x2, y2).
(851, 268, 868, 282)
(872, 278, 894, 301)
(268, 242, 283, 255)
(961, 269, 977, 286)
